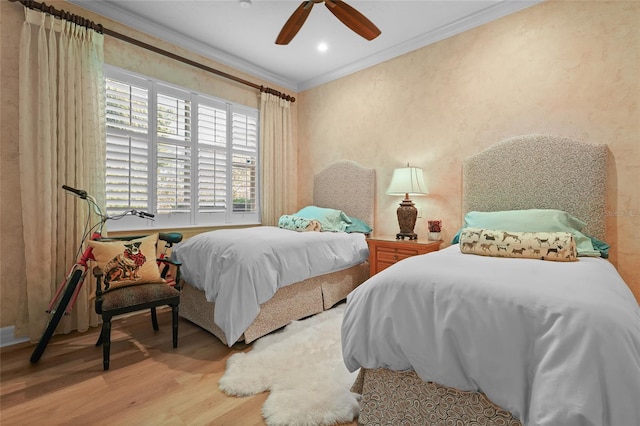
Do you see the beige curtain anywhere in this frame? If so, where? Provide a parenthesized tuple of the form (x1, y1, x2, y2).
(16, 8, 106, 340)
(259, 92, 295, 226)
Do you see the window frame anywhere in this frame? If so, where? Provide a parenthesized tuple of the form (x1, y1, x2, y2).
(104, 65, 260, 231)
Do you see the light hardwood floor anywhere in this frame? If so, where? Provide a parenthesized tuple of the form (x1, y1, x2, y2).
(1, 309, 358, 426)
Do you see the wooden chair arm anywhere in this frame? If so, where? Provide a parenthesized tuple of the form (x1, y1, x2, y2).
(157, 258, 181, 267)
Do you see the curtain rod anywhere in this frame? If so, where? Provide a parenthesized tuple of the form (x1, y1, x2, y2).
(11, 0, 296, 102)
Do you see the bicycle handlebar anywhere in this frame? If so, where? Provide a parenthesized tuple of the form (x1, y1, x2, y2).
(62, 185, 154, 220)
(62, 185, 87, 199)
(133, 210, 155, 219)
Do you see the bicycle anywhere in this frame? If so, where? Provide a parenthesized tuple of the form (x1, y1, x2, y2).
(29, 185, 181, 364)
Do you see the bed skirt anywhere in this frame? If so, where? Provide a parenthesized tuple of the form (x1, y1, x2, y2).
(352, 368, 522, 426)
(180, 262, 369, 345)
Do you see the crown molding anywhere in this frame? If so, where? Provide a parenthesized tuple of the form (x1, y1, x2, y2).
(297, 0, 542, 91)
(70, 0, 541, 93)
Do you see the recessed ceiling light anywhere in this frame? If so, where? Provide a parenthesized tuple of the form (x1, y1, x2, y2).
(239, 0, 251, 8)
(318, 42, 328, 52)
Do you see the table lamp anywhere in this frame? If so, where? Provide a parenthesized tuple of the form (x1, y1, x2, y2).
(386, 164, 428, 240)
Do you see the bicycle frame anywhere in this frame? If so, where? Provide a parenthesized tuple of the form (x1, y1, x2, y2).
(46, 232, 101, 316)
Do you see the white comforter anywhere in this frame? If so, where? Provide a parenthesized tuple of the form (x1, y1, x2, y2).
(342, 245, 640, 426)
(173, 226, 368, 345)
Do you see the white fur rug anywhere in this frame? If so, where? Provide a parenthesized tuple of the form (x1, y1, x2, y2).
(218, 304, 360, 426)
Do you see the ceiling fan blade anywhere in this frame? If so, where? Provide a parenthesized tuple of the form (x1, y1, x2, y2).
(275, 1, 314, 45)
(324, 0, 381, 41)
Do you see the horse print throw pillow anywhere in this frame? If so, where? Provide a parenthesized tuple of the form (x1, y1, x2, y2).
(459, 227, 577, 262)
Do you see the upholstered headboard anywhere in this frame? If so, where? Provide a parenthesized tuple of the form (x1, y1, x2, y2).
(313, 161, 375, 227)
(463, 135, 607, 240)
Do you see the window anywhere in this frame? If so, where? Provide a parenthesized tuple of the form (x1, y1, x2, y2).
(104, 66, 259, 230)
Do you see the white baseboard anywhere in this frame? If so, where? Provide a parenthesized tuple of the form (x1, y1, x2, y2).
(0, 326, 30, 348)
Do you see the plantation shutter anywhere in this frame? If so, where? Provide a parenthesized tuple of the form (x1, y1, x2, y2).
(104, 66, 260, 230)
(196, 100, 228, 222)
(155, 88, 192, 226)
(105, 75, 151, 217)
(231, 107, 259, 218)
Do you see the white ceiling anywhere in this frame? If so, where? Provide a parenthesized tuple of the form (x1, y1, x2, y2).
(71, 0, 540, 92)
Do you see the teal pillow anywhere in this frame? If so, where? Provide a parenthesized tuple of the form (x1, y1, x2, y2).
(294, 206, 352, 232)
(345, 215, 372, 234)
(462, 209, 601, 257)
(590, 236, 610, 258)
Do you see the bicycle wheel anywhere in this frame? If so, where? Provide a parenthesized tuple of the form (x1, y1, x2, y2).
(29, 269, 83, 363)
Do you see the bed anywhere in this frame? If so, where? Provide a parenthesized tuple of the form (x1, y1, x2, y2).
(342, 135, 640, 425)
(175, 160, 375, 346)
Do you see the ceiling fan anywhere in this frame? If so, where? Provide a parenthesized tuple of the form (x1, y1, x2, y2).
(275, 0, 381, 45)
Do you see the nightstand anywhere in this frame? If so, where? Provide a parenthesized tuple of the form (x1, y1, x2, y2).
(367, 236, 440, 276)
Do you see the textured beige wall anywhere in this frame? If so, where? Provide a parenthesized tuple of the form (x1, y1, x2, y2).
(0, 0, 297, 328)
(298, 1, 640, 301)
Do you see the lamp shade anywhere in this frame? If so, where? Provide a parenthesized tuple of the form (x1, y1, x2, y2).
(386, 166, 429, 196)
